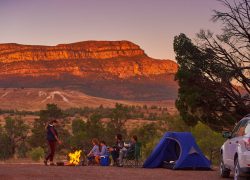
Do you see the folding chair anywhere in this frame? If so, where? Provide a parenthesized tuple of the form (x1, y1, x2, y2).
(123, 142, 143, 168)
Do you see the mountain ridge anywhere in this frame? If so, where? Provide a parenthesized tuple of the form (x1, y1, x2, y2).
(0, 40, 178, 101)
(0, 40, 146, 62)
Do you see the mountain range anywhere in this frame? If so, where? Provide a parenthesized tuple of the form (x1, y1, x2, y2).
(0, 40, 178, 109)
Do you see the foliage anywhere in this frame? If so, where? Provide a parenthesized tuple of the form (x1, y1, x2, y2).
(29, 147, 45, 161)
(143, 137, 161, 158)
(0, 125, 12, 160)
(17, 142, 29, 158)
(130, 123, 161, 158)
(108, 103, 130, 134)
(130, 123, 160, 146)
(85, 113, 106, 140)
(105, 104, 129, 143)
(161, 115, 190, 132)
(67, 104, 133, 150)
(29, 104, 65, 149)
(174, 0, 250, 130)
(191, 122, 224, 164)
(4, 117, 29, 155)
(69, 118, 88, 149)
(40, 104, 64, 120)
(0, 103, 226, 165)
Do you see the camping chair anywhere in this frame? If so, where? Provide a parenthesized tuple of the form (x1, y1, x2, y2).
(123, 142, 143, 168)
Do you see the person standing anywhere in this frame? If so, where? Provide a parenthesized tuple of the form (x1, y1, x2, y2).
(44, 119, 62, 166)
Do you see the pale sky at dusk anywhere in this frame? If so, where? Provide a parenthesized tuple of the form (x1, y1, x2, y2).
(0, 0, 225, 60)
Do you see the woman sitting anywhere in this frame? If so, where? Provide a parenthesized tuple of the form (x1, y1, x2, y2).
(87, 138, 100, 165)
(118, 135, 138, 167)
(95, 140, 109, 164)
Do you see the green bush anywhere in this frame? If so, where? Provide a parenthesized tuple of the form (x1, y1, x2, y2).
(0, 132, 12, 160)
(29, 147, 45, 161)
(17, 142, 29, 158)
(191, 121, 224, 165)
(142, 137, 161, 158)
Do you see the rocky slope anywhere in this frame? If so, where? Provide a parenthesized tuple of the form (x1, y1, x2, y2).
(0, 41, 178, 100)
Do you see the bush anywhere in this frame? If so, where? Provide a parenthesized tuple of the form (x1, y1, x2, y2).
(191, 122, 224, 165)
(142, 137, 161, 159)
(161, 115, 190, 132)
(29, 147, 45, 161)
(17, 142, 29, 158)
(0, 132, 12, 160)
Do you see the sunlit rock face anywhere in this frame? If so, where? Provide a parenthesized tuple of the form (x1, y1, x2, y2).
(0, 41, 145, 62)
(0, 40, 178, 100)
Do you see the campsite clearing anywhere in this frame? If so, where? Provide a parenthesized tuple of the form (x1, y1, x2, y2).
(0, 164, 226, 180)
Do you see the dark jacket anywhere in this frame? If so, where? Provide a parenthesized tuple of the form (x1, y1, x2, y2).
(113, 140, 124, 151)
(46, 124, 58, 141)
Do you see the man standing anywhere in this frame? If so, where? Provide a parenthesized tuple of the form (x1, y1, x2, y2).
(44, 119, 62, 166)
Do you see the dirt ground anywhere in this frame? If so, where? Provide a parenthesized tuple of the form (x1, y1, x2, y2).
(0, 164, 231, 180)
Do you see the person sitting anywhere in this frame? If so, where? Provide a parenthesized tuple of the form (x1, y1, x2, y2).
(87, 138, 100, 165)
(100, 141, 109, 156)
(109, 134, 124, 166)
(118, 135, 138, 167)
(95, 140, 109, 164)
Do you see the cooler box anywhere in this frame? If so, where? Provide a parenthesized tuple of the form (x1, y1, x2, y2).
(100, 156, 109, 166)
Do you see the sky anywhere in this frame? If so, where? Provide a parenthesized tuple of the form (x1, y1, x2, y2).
(0, 0, 225, 60)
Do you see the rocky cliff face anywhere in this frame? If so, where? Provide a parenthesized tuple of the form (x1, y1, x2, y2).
(0, 41, 145, 62)
(0, 41, 178, 100)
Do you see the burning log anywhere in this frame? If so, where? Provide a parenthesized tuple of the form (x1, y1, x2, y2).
(57, 150, 83, 166)
(68, 150, 82, 165)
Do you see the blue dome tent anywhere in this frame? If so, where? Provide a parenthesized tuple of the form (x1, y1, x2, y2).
(143, 132, 211, 169)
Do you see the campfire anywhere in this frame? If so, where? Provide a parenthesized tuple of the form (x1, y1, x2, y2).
(59, 150, 82, 166)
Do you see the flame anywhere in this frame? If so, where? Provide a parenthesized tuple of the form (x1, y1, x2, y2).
(68, 150, 82, 165)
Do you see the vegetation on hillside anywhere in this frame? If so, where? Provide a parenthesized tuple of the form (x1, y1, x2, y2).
(0, 104, 224, 164)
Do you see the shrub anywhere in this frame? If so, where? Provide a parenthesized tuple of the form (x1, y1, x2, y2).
(0, 132, 12, 160)
(17, 142, 29, 158)
(29, 147, 45, 161)
(191, 122, 224, 165)
(142, 137, 161, 159)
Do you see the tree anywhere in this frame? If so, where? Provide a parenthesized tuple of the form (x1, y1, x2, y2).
(4, 117, 29, 156)
(69, 118, 87, 149)
(110, 104, 130, 132)
(198, 0, 250, 114)
(105, 104, 129, 141)
(85, 113, 105, 140)
(29, 104, 67, 149)
(0, 125, 12, 160)
(174, 0, 250, 130)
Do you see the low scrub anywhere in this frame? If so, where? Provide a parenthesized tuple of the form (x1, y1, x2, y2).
(29, 147, 45, 162)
